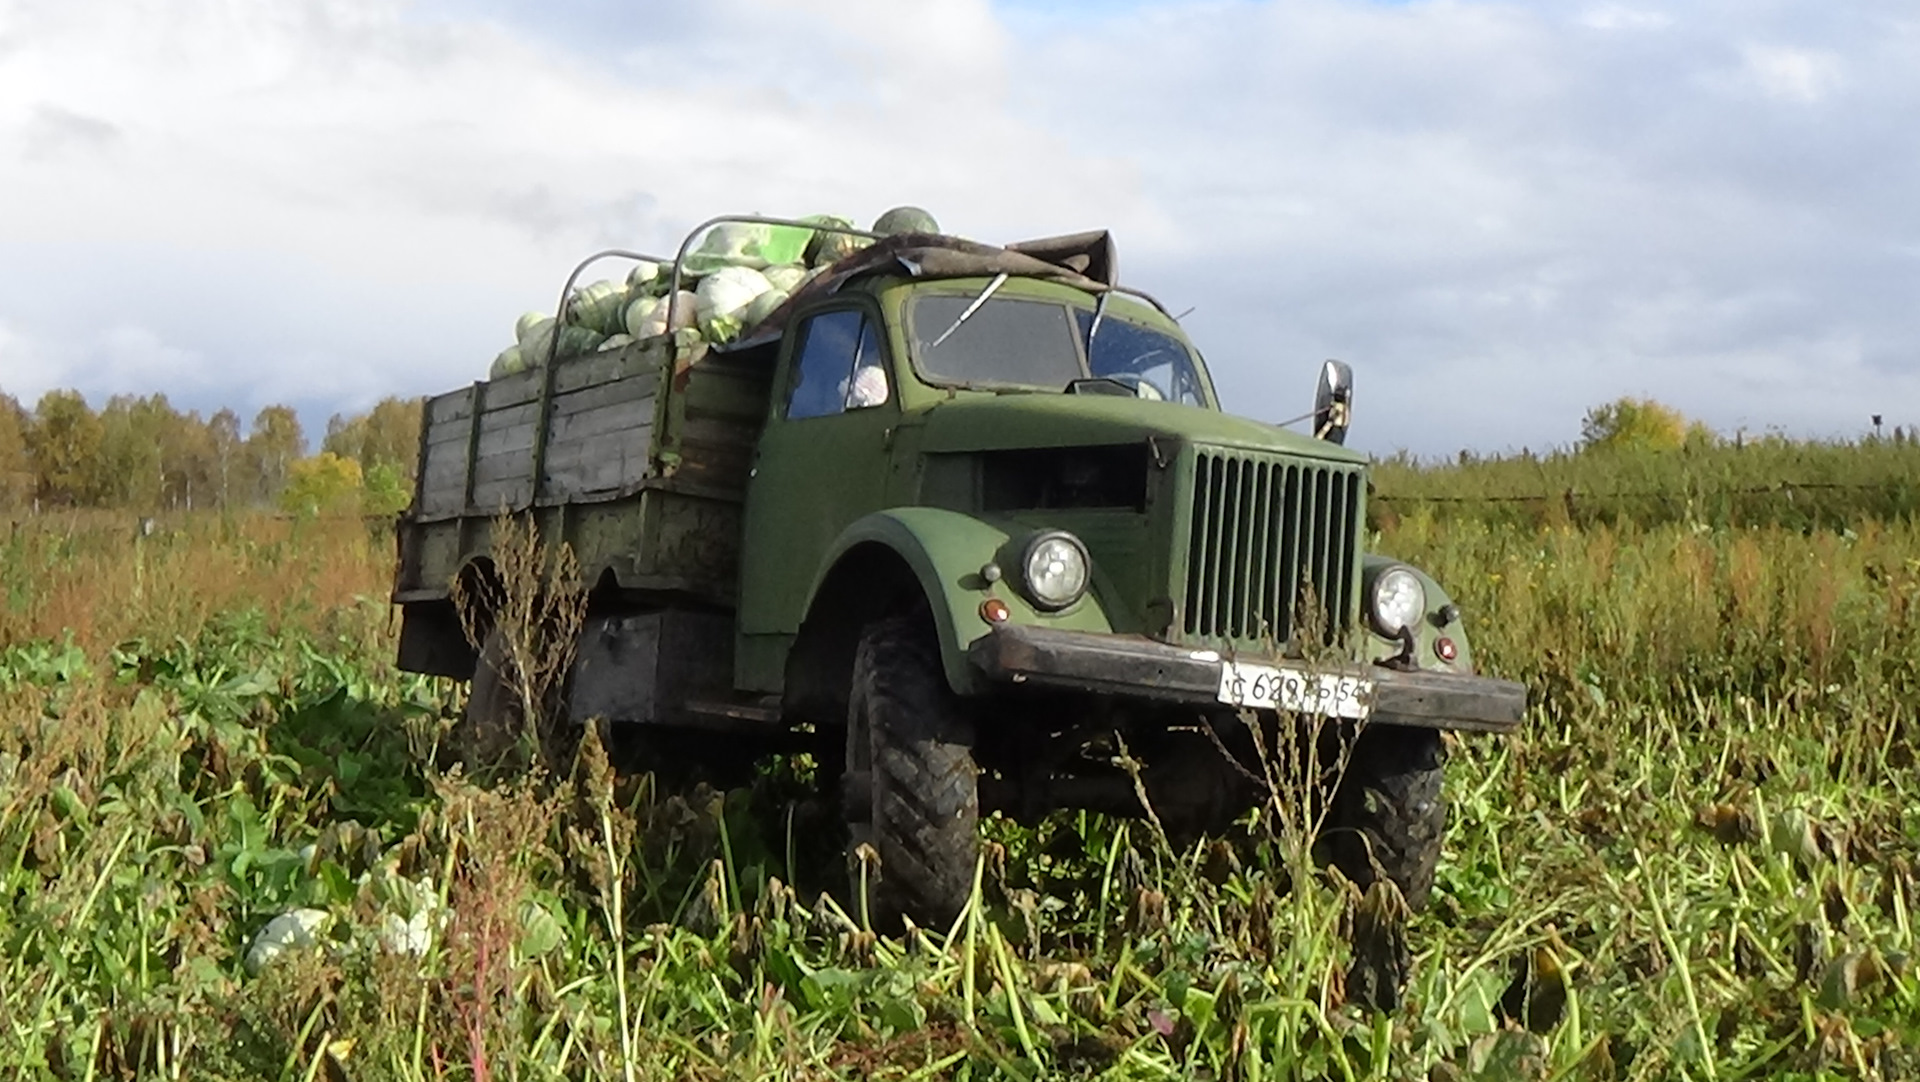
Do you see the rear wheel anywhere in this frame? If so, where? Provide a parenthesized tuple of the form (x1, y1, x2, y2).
(844, 615, 979, 930)
(1324, 726, 1447, 910)
(451, 628, 525, 773)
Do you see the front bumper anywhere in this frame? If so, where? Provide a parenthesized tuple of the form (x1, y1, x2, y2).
(968, 625, 1526, 734)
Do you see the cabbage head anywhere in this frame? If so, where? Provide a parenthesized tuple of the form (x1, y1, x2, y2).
(556, 324, 605, 358)
(803, 214, 867, 267)
(623, 296, 660, 339)
(628, 291, 699, 341)
(490, 344, 527, 380)
(566, 280, 627, 336)
(741, 288, 788, 329)
(696, 266, 772, 340)
(519, 318, 558, 365)
(522, 319, 603, 365)
(685, 222, 768, 275)
(763, 264, 807, 293)
(873, 205, 939, 235)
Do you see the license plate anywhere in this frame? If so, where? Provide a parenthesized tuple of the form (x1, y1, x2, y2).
(1217, 660, 1373, 719)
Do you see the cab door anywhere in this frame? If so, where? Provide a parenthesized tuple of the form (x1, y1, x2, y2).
(737, 303, 899, 648)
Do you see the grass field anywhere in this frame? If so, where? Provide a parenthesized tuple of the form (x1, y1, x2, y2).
(1, 444, 1916, 1080)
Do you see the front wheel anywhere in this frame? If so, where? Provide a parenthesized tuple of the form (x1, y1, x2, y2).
(1323, 726, 1447, 910)
(845, 615, 979, 930)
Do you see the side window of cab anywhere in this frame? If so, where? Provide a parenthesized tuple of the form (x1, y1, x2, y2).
(787, 309, 891, 420)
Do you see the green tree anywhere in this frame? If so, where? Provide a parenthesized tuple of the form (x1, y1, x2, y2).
(1580, 397, 1712, 453)
(246, 405, 306, 504)
(164, 409, 217, 510)
(324, 396, 422, 480)
(97, 394, 170, 509)
(279, 452, 363, 517)
(0, 393, 32, 508)
(207, 408, 245, 508)
(27, 390, 104, 506)
(361, 461, 412, 517)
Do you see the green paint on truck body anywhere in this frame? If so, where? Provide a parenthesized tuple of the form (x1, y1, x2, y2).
(396, 243, 1483, 709)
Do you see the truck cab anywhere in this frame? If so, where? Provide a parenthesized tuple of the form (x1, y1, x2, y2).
(393, 220, 1526, 928)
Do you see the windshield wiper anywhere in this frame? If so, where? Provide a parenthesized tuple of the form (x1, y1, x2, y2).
(927, 272, 1010, 350)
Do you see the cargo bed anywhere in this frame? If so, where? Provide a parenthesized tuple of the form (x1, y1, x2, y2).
(393, 336, 775, 617)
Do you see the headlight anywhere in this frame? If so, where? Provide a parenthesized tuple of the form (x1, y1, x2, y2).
(1368, 566, 1426, 637)
(1021, 531, 1090, 610)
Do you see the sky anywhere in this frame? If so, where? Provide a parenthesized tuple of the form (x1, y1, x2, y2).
(1, 0, 1915, 458)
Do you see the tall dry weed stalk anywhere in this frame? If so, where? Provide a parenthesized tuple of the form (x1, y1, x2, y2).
(449, 513, 588, 778)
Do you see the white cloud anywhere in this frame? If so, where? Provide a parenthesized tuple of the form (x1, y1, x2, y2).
(997, 0, 1920, 450)
(1738, 44, 1844, 103)
(0, 0, 1915, 453)
(0, 322, 213, 406)
(0, 0, 1160, 425)
(1580, 6, 1674, 32)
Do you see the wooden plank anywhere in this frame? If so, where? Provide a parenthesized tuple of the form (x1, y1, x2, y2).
(544, 440, 650, 496)
(551, 374, 658, 417)
(424, 441, 468, 475)
(477, 399, 541, 432)
(420, 466, 468, 503)
(470, 399, 542, 461)
(427, 387, 477, 427)
(475, 348, 642, 410)
(675, 458, 754, 493)
(472, 448, 535, 488)
(455, 339, 663, 414)
(421, 434, 469, 471)
(470, 474, 533, 513)
(553, 347, 663, 395)
(419, 456, 468, 497)
(542, 432, 649, 473)
(425, 423, 471, 448)
(475, 423, 537, 461)
(479, 367, 545, 410)
(668, 439, 764, 491)
(678, 418, 758, 446)
(548, 399, 655, 446)
(419, 486, 466, 519)
(681, 357, 774, 421)
(418, 433, 471, 518)
(440, 381, 653, 508)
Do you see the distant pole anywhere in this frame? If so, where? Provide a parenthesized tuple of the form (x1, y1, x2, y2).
(1872, 414, 1883, 439)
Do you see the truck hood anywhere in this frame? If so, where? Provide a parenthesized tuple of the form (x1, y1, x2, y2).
(915, 393, 1368, 464)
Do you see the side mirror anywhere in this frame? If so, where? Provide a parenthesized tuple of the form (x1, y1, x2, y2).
(1314, 360, 1354, 444)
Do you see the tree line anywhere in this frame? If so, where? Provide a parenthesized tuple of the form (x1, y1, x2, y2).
(0, 389, 421, 516)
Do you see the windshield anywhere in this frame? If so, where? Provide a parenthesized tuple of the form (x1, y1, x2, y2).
(910, 293, 1207, 406)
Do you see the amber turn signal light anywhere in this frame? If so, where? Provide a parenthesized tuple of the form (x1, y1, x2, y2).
(980, 598, 1011, 624)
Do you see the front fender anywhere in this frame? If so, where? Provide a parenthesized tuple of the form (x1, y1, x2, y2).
(814, 508, 1119, 695)
(1360, 554, 1476, 673)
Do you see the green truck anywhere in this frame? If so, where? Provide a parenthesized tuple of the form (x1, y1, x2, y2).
(393, 217, 1526, 926)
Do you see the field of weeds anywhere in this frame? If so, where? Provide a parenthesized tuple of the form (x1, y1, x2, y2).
(1, 467, 1916, 1080)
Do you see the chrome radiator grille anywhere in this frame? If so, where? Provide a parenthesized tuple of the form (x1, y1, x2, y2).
(1180, 450, 1364, 646)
